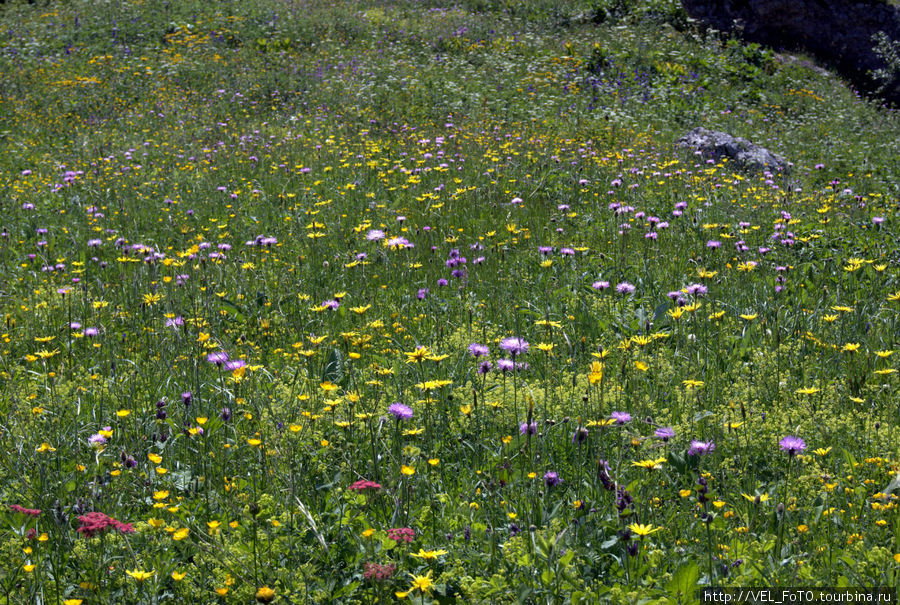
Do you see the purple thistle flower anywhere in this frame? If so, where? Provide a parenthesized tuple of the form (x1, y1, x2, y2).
(207, 352, 228, 366)
(616, 282, 636, 295)
(611, 411, 631, 425)
(779, 435, 806, 456)
(519, 421, 537, 435)
(543, 471, 561, 487)
(496, 359, 515, 373)
(478, 360, 493, 374)
(592, 281, 610, 290)
(688, 440, 715, 456)
(388, 403, 413, 421)
(468, 343, 489, 357)
(224, 359, 245, 372)
(654, 427, 675, 441)
(499, 337, 529, 357)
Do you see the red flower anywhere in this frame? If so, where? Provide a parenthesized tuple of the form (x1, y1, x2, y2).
(386, 527, 415, 543)
(76, 512, 135, 538)
(349, 480, 382, 492)
(9, 504, 42, 517)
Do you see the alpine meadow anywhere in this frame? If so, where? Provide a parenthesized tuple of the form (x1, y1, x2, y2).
(0, 0, 899, 602)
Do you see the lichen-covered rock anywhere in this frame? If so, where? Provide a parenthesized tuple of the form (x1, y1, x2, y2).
(677, 127, 789, 172)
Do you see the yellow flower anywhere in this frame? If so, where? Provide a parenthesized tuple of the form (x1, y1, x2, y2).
(247, 438, 262, 447)
(428, 458, 440, 467)
(35, 443, 56, 453)
(680, 489, 692, 498)
(795, 387, 820, 395)
(172, 570, 186, 581)
(116, 409, 131, 418)
(404, 346, 431, 363)
(408, 570, 435, 594)
(153, 490, 169, 501)
(632, 457, 666, 470)
(148, 453, 162, 464)
(126, 569, 155, 582)
(627, 523, 662, 537)
(841, 343, 861, 353)
(634, 361, 649, 372)
(362, 528, 375, 538)
(63, 600, 83, 605)
(410, 548, 449, 560)
(739, 313, 757, 321)
(814, 447, 832, 456)
(172, 528, 189, 541)
(215, 588, 229, 596)
(536, 343, 554, 353)
(255, 586, 276, 603)
(401, 465, 415, 476)
(23, 564, 35, 573)
(588, 361, 603, 385)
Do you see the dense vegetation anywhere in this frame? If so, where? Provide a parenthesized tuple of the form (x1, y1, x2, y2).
(0, 0, 898, 602)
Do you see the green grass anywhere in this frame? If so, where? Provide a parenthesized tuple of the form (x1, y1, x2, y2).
(0, 0, 899, 602)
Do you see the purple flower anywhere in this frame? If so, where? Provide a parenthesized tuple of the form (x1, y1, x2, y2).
(496, 359, 515, 373)
(417, 288, 429, 300)
(543, 471, 561, 487)
(366, 229, 384, 241)
(499, 337, 529, 356)
(685, 283, 707, 296)
(592, 281, 610, 290)
(165, 316, 184, 328)
(224, 359, 245, 372)
(616, 282, 635, 295)
(611, 411, 631, 425)
(478, 360, 493, 374)
(688, 440, 715, 456)
(468, 343, 489, 357)
(779, 435, 806, 456)
(84, 327, 99, 337)
(385, 236, 413, 250)
(572, 427, 589, 444)
(654, 427, 675, 441)
(706, 240, 721, 249)
(519, 421, 537, 435)
(88, 434, 107, 448)
(207, 352, 228, 366)
(388, 403, 413, 421)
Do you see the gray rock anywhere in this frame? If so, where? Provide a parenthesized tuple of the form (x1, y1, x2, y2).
(676, 127, 789, 172)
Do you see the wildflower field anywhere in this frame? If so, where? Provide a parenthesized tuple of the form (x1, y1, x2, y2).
(1, 0, 899, 602)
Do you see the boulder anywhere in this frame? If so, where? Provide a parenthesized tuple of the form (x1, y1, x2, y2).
(680, 0, 900, 104)
(676, 127, 789, 172)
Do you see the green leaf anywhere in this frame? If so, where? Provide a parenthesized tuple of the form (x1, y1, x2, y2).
(322, 348, 344, 384)
(665, 561, 699, 602)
